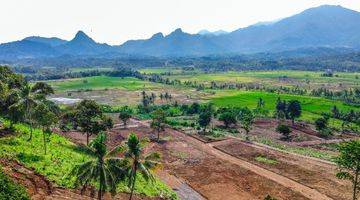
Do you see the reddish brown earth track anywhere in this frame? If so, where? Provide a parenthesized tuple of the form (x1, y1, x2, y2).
(30, 118, 352, 200)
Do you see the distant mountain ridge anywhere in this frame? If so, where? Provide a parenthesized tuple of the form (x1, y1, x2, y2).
(1, 4, 360, 59)
(198, 29, 228, 36)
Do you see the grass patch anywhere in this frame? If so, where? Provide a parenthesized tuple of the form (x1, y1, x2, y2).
(255, 155, 277, 165)
(254, 136, 335, 161)
(0, 120, 177, 199)
(0, 167, 30, 200)
(165, 70, 360, 87)
(210, 90, 359, 129)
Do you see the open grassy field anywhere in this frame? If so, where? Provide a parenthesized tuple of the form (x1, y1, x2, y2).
(48, 76, 163, 92)
(209, 90, 359, 126)
(46, 74, 359, 128)
(48, 76, 213, 106)
(162, 70, 360, 89)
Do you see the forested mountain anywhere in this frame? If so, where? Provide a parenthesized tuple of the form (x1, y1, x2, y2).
(0, 5, 360, 59)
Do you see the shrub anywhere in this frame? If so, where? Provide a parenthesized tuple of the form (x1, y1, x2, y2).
(0, 168, 29, 200)
(319, 128, 333, 138)
(276, 124, 292, 141)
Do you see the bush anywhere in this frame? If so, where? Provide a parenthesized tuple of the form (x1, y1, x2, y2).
(319, 128, 333, 138)
(0, 168, 29, 200)
(315, 117, 328, 131)
(264, 195, 277, 200)
(276, 124, 292, 141)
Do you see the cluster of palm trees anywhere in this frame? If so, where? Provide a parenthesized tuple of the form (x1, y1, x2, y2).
(71, 132, 160, 200)
(1, 67, 162, 200)
(1, 66, 59, 154)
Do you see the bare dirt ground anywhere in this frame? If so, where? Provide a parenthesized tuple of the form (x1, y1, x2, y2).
(213, 139, 352, 200)
(55, 118, 358, 200)
(52, 88, 211, 106)
(60, 119, 318, 200)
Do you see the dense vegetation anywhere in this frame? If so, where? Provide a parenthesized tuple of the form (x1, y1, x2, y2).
(0, 66, 177, 199)
(0, 167, 30, 200)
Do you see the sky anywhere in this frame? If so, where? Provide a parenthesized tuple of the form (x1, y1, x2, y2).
(1, 0, 359, 45)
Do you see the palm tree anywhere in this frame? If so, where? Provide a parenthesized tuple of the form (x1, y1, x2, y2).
(16, 85, 37, 140)
(124, 133, 161, 200)
(14, 82, 54, 140)
(70, 132, 127, 200)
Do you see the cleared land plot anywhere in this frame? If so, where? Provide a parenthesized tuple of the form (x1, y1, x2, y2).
(214, 139, 351, 200)
(48, 76, 161, 91)
(67, 121, 313, 200)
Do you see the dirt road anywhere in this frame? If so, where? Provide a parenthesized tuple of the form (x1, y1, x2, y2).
(168, 129, 331, 200)
(136, 119, 332, 200)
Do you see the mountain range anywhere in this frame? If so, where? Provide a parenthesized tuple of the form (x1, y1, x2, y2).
(1, 5, 360, 60)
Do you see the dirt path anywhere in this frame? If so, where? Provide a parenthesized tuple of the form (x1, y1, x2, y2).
(167, 129, 331, 200)
(130, 118, 331, 200)
(156, 171, 205, 200)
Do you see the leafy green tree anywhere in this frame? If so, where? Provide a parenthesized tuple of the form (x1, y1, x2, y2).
(238, 108, 254, 141)
(150, 109, 167, 141)
(70, 132, 127, 200)
(287, 100, 301, 124)
(32, 103, 58, 155)
(276, 124, 292, 141)
(198, 111, 212, 133)
(119, 106, 133, 128)
(336, 141, 360, 200)
(5, 91, 23, 129)
(275, 98, 287, 119)
(13, 82, 54, 140)
(123, 133, 161, 200)
(73, 100, 113, 145)
(219, 111, 237, 128)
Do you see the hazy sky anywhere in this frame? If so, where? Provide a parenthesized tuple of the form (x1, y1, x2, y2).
(1, 0, 359, 45)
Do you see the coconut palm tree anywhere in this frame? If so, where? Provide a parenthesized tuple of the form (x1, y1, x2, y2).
(70, 132, 127, 200)
(124, 133, 161, 200)
(13, 82, 54, 140)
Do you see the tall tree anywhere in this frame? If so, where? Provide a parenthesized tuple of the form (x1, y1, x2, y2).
(119, 106, 133, 128)
(70, 132, 127, 200)
(5, 91, 23, 129)
(32, 103, 58, 155)
(287, 100, 302, 124)
(123, 133, 161, 200)
(72, 100, 113, 145)
(198, 111, 212, 133)
(336, 141, 360, 200)
(238, 108, 254, 141)
(150, 109, 166, 141)
(219, 111, 237, 128)
(14, 82, 54, 140)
